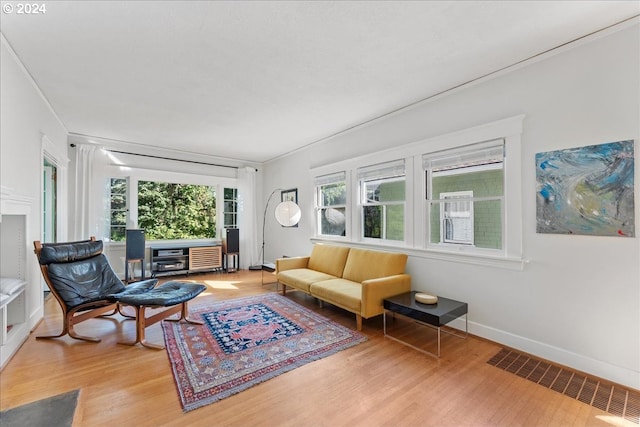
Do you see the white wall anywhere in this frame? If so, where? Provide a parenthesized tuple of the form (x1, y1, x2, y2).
(1, 35, 69, 328)
(2, 21, 638, 389)
(262, 22, 640, 388)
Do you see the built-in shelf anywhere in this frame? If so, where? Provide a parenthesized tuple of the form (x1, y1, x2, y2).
(0, 286, 26, 347)
(0, 186, 35, 369)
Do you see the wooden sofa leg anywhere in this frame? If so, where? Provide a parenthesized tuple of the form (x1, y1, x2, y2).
(356, 314, 362, 331)
(281, 284, 287, 296)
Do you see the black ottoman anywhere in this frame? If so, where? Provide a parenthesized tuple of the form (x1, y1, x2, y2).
(115, 281, 206, 349)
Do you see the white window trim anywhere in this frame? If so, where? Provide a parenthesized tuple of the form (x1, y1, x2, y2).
(41, 134, 69, 242)
(107, 176, 128, 242)
(358, 159, 407, 244)
(310, 115, 525, 270)
(313, 169, 351, 241)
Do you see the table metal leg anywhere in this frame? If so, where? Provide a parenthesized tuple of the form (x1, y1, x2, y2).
(383, 311, 467, 359)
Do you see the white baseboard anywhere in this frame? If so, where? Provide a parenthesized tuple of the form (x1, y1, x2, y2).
(447, 317, 639, 390)
(29, 306, 44, 331)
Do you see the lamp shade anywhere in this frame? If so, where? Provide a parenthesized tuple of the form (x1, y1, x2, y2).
(274, 201, 301, 227)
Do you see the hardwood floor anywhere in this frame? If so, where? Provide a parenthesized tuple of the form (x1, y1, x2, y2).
(0, 270, 634, 426)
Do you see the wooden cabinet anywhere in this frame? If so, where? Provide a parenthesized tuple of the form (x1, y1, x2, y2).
(189, 246, 222, 272)
(150, 243, 222, 277)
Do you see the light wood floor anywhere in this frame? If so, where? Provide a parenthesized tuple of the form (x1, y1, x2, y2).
(0, 270, 634, 427)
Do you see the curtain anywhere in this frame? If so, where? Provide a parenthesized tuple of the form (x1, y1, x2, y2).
(73, 145, 108, 240)
(237, 166, 258, 269)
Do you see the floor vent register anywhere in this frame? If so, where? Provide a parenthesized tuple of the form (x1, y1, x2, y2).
(487, 348, 639, 424)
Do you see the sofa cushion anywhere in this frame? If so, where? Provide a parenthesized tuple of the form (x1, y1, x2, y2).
(307, 244, 351, 278)
(277, 268, 337, 293)
(342, 248, 408, 283)
(310, 279, 362, 313)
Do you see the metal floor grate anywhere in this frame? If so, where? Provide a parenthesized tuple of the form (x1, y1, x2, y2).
(487, 348, 640, 424)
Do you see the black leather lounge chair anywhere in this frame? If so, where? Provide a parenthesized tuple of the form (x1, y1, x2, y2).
(34, 237, 206, 349)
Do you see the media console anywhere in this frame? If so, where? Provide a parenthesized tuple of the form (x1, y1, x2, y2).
(150, 242, 223, 277)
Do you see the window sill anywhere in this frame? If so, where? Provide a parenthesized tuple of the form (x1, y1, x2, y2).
(411, 247, 526, 271)
(310, 237, 526, 271)
(104, 238, 222, 247)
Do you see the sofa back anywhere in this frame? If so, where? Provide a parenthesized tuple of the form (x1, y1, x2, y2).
(342, 248, 407, 283)
(308, 244, 351, 278)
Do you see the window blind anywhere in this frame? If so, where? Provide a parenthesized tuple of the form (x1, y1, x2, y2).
(422, 139, 504, 172)
(357, 159, 405, 181)
(314, 171, 346, 186)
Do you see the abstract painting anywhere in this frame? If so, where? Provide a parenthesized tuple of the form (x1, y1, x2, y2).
(536, 140, 635, 237)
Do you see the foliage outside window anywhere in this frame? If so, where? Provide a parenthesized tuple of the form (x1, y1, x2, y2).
(109, 177, 127, 242)
(358, 160, 405, 242)
(223, 188, 238, 229)
(425, 140, 504, 250)
(315, 172, 347, 236)
(137, 181, 217, 240)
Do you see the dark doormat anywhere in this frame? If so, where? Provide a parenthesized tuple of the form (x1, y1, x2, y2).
(488, 348, 639, 424)
(0, 389, 79, 427)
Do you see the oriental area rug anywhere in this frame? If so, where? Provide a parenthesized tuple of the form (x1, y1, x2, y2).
(162, 293, 367, 412)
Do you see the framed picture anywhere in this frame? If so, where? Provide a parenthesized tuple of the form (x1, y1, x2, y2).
(535, 140, 635, 237)
(280, 188, 298, 227)
(281, 188, 297, 203)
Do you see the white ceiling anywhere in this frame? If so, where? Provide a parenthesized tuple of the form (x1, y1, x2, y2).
(1, 1, 638, 163)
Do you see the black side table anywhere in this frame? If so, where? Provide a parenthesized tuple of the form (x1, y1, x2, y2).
(383, 291, 468, 358)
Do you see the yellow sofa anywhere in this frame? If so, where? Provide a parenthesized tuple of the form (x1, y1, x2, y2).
(276, 244, 411, 330)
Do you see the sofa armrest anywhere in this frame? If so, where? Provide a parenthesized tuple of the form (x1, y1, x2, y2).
(361, 274, 412, 318)
(275, 256, 310, 273)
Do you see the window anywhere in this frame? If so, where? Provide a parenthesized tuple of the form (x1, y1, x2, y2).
(309, 116, 523, 267)
(137, 181, 217, 240)
(424, 139, 504, 251)
(315, 172, 347, 236)
(107, 178, 218, 241)
(358, 160, 405, 242)
(109, 177, 128, 242)
(223, 187, 238, 229)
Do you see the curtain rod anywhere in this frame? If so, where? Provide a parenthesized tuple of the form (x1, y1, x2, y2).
(69, 144, 256, 170)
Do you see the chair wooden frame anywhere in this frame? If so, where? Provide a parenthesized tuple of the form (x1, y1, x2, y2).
(118, 301, 202, 350)
(34, 238, 119, 343)
(35, 237, 206, 349)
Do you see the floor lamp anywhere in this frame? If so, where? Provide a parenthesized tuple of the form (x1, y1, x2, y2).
(249, 188, 301, 270)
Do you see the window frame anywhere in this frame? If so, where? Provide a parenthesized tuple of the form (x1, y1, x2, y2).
(314, 171, 348, 239)
(357, 159, 406, 243)
(104, 163, 236, 245)
(424, 139, 506, 255)
(108, 177, 128, 242)
(223, 187, 238, 229)
(310, 115, 524, 270)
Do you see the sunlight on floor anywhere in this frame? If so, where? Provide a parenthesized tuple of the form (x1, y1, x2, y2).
(201, 280, 239, 290)
(595, 415, 637, 426)
(173, 278, 240, 290)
